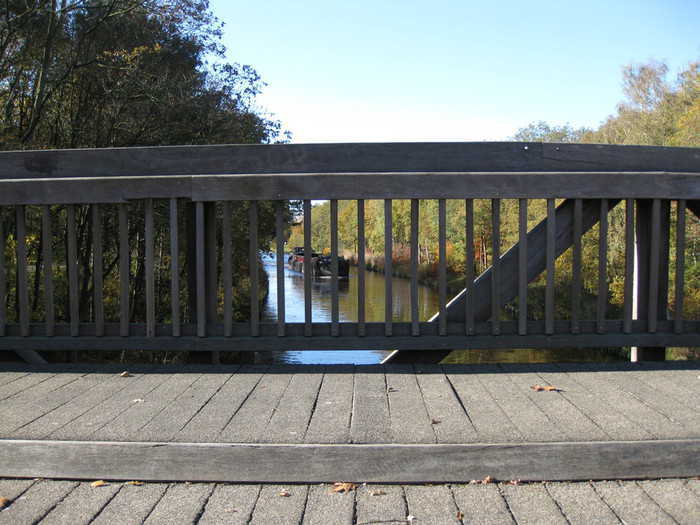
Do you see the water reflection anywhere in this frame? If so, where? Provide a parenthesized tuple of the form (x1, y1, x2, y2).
(262, 254, 439, 364)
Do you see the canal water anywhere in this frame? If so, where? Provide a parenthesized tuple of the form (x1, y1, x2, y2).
(262, 255, 439, 364)
(262, 255, 625, 365)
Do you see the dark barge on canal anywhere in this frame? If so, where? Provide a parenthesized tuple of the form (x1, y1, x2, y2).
(287, 247, 350, 278)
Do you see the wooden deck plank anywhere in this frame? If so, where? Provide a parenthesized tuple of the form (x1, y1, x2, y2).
(414, 364, 477, 443)
(89, 483, 168, 525)
(535, 364, 654, 441)
(545, 482, 621, 525)
(464, 365, 568, 442)
(355, 484, 407, 524)
(404, 485, 461, 525)
(500, 484, 568, 525)
(49, 371, 172, 440)
(0, 372, 97, 435)
(39, 481, 121, 525)
(451, 484, 515, 525)
(219, 367, 295, 443)
(628, 367, 700, 412)
(261, 366, 325, 443)
(5, 439, 699, 482)
(11, 371, 142, 439)
(248, 485, 308, 525)
(0, 371, 30, 388)
(594, 481, 676, 525)
(138, 373, 232, 442)
(638, 480, 700, 525)
(0, 480, 77, 525)
(301, 484, 355, 525)
(599, 364, 700, 423)
(553, 364, 693, 439)
(499, 364, 609, 441)
(304, 365, 354, 444)
(598, 373, 700, 431)
(175, 366, 266, 442)
(444, 366, 523, 442)
(350, 365, 391, 443)
(385, 364, 435, 443)
(0, 478, 36, 504)
(196, 485, 260, 525)
(0, 372, 61, 402)
(2, 372, 86, 406)
(142, 483, 214, 525)
(90, 373, 201, 441)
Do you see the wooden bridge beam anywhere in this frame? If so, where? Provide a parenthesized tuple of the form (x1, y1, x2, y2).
(631, 200, 670, 362)
(386, 198, 619, 364)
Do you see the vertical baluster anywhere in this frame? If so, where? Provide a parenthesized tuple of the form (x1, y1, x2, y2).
(465, 199, 475, 335)
(16, 205, 29, 337)
(648, 199, 661, 333)
(571, 199, 582, 334)
(518, 198, 528, 335)
(196, 201, 206, 337)
(0, 213, 4, 336)
(275, 201, 285, 336)
(674, 200, 686, 334)
(304, 199, 312, 337)
(66, 205, 79, 338)
(410, 199, 419, 336)
(249, 201, 259, 337)
(623, 199, 634, 334)
(93, 204, 104, 337)
(170, 198, 181, 337)
(119, 203, 129, 337)
(330, 199, 339, 336)
(491, 199, 500, 335)
(384, 199, 393, 336)
(42, 206, 54, 337)
(222, 201, 233, 337)
(545, 198, 555, 335)
(145, 199, 155, 338)
(205, 203, 219, 363)
(438, 199, 447, 336)
(357, 199, 366, 337)
(597, 199, 608, 334)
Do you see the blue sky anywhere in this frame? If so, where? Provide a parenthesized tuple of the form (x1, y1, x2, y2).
(210, 0, 699, 143)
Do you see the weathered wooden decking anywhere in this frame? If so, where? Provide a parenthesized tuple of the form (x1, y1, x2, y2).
(1, 478, 699, 524)
(0, 362, 699, 483)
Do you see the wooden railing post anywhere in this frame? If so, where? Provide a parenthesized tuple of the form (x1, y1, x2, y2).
(632, 199, 670, 361)
(205, 202, 220, 364)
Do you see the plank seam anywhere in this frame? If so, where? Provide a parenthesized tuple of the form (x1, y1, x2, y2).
(175, 370, 239, 433)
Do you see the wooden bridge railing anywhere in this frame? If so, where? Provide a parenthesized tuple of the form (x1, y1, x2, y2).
(0, 142, 698, 361)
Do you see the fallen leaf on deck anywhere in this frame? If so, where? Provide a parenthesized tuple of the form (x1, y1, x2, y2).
(331, 482, 357, 493)
(431, 418, 442, 425)
(125, 481, 143, 486)
(279, 489, 291, 497)
(119, 371, 131, 377)
(370, 489, 386, 496)
(0, 497, 10, 509)
(482, 475, 495, 484)
(91, 480, 109, 488)
(457, 510, 465, 519)
(530, 385, 560, 392)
